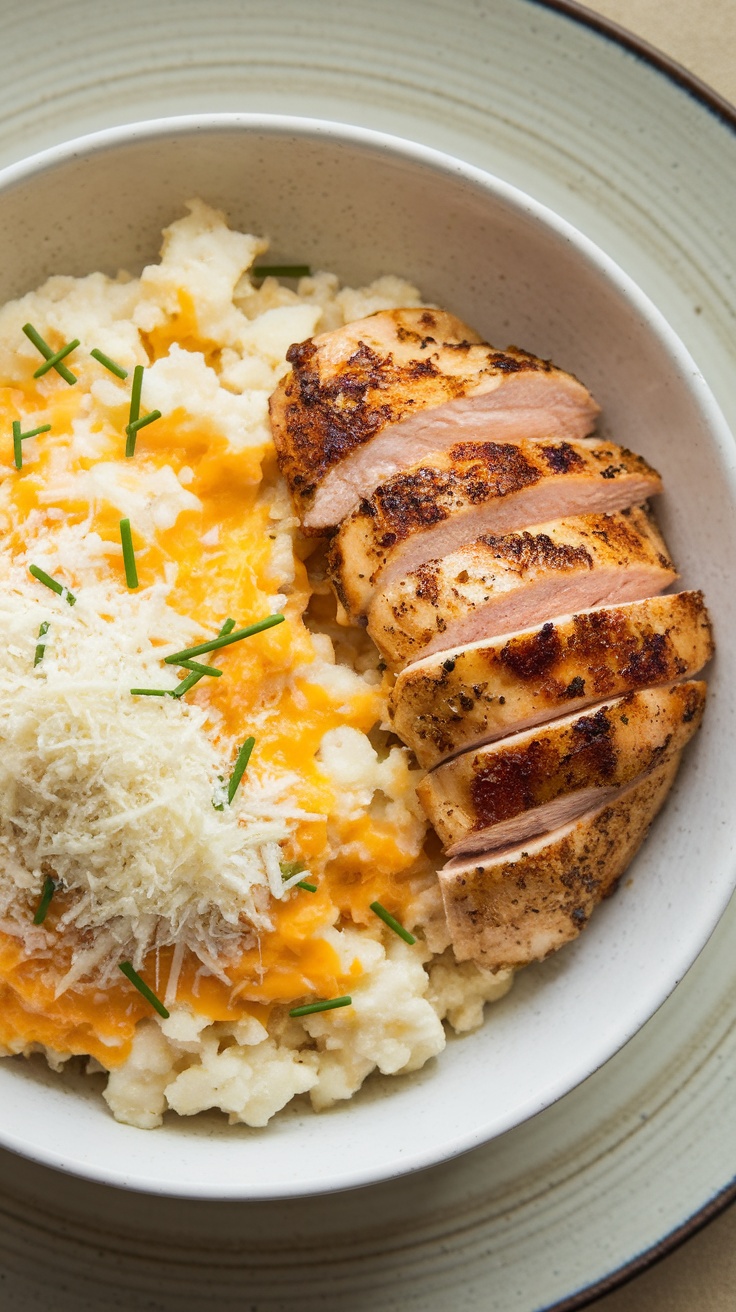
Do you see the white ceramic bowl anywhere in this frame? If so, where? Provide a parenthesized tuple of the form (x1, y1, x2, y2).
(0, 114, 734, 1201)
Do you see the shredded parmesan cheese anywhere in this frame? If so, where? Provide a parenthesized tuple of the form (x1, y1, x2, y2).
(0, 569, 286, 981)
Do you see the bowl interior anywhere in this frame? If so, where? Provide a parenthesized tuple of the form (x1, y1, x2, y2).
(1, 116, 735, 1199)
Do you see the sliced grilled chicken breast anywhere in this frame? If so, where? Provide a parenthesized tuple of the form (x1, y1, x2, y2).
(270, 307, 600, 532)
(419, 680, 704, 856)
(389, 591, 713, 767)
(329, 438, 662, 619)
(439, 754, 679, 970)
(367, 505, 677, 669)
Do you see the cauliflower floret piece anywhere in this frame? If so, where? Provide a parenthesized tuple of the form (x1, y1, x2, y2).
(428, 955, 514, 1033)
(306, 937, 446, 1110)
(164, 1033, 318, 1127)
(103, 1021, 175, 1129)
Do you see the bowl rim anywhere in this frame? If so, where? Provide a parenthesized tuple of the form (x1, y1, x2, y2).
(0, 111, 734, 1200)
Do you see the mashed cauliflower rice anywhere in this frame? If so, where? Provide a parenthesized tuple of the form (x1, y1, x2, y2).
(0, 201, 511, 1129)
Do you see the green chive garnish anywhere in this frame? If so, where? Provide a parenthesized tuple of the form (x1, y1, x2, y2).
(370, 901, 416, 945)
(90, 348, 128, 379)
(253, 265, 312, 279)
(29, 564, 76, 606)
(172, 619, 233, 703)
(20, 424, 51, 440)
(33, 338, 79, 379)
(279, 859, 317, 892)
(165, 614, 284, 665)
(34, 620, 49, 667)
(33, 875, 57, 925)
(129, 364, 144, 427)
(12, 421, 51, 469)
(125, 411, 162, 458)
(130, 688, 171, 697)
(228, 736, 255, 803)
(289, 996, 352, 1018)
(22, 323, 77, 385)
(119, 518, 138, 589)
(170, 670, 203, 699)
(118, 961, 170, 1018)
(280, 860, 306, 879)
(176, 659, 222, 676)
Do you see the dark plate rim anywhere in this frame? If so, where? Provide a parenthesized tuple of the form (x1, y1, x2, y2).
(529, 10, 736, 1308)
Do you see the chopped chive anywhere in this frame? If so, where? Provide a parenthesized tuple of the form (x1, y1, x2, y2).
(279, 859, 318, 892)
(33, 875, 57, 925)
(128, 364, 144, 427)
(164, 613, 284, 664)
(170, 670, 203, 699)
(370, 901, 416, 945)
(280, 860, 306, 879)
(172, 620, 234, 701)
(253, 265, 312, 279)
(29, 564, 76, 606)
(90, 348, 128, 379)
(34, 620, 50, 667)
(176, 659, 222, 676)
(125, 410, 162, 458)
(13, 420, 52, 469)
(118, 961, 170, 1018)
(228, 735, 255, 803)
(22, 323, 77, 385)
(20, 424, 52, 440)
(289, 996, 352, 1018)
(33, 338, 79, 379)
(130, 687, 171, 696)
(119, 518, 139, 589)
(128, 410, 161, 433)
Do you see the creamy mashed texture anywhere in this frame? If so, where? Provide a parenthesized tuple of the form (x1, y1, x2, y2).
(0, 201, 511, 1128)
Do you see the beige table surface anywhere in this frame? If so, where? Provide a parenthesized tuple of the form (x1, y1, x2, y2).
(578, 12, 736, 1310)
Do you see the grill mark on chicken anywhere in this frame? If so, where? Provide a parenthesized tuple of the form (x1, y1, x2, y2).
(388, 592, 712, 768)
(270, 308, 600, 530)
(328, 436, 661, 619)
(369, 507, 675, 669)
(439, 755, 680, 969)
(419, 681, 705, 856)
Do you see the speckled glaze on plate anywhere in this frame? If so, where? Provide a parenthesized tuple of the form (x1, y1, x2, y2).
(0, 1, 735, 1308)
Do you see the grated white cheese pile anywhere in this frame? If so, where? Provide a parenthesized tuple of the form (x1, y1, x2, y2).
(0, 571, 289, 988)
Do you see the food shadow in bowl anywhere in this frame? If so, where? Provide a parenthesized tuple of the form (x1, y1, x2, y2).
(0, 113, 733, 1199)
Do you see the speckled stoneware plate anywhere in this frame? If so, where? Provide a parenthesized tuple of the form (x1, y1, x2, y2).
(0, 1, 735, 1309)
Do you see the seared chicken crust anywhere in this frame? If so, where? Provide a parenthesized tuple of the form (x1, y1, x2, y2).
(367, 505, 677, 669)
(389, 591, 713, 767)
(270, 308, 599, 532)
(419, 680, 704, 855)
(439, 754, 680, 970)
(329, 437, 662, 619)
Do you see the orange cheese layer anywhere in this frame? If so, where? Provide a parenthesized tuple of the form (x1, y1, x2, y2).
(0, 327, 427, 1067)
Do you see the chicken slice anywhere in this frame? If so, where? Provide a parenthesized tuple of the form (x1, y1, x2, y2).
(329, 437, 662, 619)
(439, 754, 680, 970)
(419, 680, 704, 856)
(270, 307, 600, 532)
(389, 591, 713, 768)
(367, 505, 677, 670)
